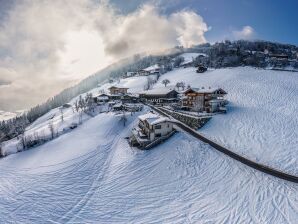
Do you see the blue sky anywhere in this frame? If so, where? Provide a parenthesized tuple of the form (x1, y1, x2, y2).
(1, 0, 297, 45)
(110, 0, 298, 45)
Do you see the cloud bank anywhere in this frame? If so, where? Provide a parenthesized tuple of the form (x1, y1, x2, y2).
(232, 26, 256, 40)
(0, 0, 208, 111)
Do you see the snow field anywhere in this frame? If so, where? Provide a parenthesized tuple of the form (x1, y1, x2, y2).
(156, 67, 298, 174)
(0, 110, 297, 223)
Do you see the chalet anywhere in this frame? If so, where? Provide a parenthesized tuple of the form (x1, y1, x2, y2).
(182, 87, 227, 113)
(125, 72, 137, 78)
(93, 93, 110, 104)
(124, 103, 143, 112)
(139, 88, 178, 104)
(139, 64, 160, 76)
(138, 70, 150, 76)
(120, 94, 140, 104)
(129, 112, 174, 148)
(112, 102, 123, 111)
(108, 86, 129, 95)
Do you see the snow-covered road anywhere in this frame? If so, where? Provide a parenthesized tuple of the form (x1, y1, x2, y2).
(0, 111, 297, 223)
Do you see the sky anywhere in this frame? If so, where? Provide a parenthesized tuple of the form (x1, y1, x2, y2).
(0, 0, 297, 112)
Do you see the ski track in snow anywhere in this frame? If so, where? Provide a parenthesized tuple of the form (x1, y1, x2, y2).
(0, 110, 297, 223)
(0, 67, 297, 223)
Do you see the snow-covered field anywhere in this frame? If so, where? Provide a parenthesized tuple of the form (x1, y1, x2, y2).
(0, 66, 297, 223)
(156, 67, 298, 175)
(0, 109, 297, 223)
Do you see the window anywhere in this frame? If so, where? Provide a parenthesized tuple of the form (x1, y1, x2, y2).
(155, 133, 161, 138)
(155, 125, 161, 129)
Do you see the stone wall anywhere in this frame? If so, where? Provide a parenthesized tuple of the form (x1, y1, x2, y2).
(158, 107, 211, 129)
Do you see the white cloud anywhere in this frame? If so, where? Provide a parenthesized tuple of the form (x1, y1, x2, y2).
(232, 26, 256, 40)
(170, 10, 209, 48)
(0, 0, 208, 111)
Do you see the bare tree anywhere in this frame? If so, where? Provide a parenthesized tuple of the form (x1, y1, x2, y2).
(162, 79, 170, 87)
(173, 56, 184, 67)
(59, 107, 64, 122)
(175, 82, 186, 91)
(144, 76, 156, 90)
(48, 121, 55, 140)
(0, 144, 3, 157)
(120, 110, 127, 127)
(20, 134, 27, 150)
(74, 100, 80, 112)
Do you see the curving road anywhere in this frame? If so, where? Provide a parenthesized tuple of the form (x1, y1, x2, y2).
(150, 105, 298, 183)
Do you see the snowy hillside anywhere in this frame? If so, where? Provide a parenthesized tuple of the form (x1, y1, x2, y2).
(0, 66, 297, 222)
(155, 67, 298, 174)
(0, 108, 297, 223)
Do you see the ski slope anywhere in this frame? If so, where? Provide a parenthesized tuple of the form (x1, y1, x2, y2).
(0, 110, 297, 223)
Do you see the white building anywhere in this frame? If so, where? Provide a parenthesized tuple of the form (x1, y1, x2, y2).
(130, 112, 174, 148)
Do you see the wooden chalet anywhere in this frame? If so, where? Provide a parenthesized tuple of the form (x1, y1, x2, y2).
(108, 86, 129, 95)
(93, 93, 110, 104)
(120, 94, 140, 104)
(182, 87, 227, 113)
(139, 88, 178, 104)
(138, 64, 160, 76)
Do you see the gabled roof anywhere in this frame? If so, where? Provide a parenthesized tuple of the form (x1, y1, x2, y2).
(138, 112, 169, 125)
(141, 64, 160, 72)
(108, 86, 129, 90)
(140, 87, 178, 95)
(93, 93, 109, 98)
(184, 87, 227, 95)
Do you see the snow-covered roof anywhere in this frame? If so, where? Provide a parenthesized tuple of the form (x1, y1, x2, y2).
(97, 96, 109, 100)
(113, 102, 123, 108)
(123, 93, 139, 98)
(108, 86, 129, 89)
(140, 87, 177, 95)
(93, 93, 109, 98)
(185, 87, 227, 94)
(209, 99, 225, 103)
(138, 113, 169, 125)
(142, 64, 160, 72)
(178, 53, 208, 66)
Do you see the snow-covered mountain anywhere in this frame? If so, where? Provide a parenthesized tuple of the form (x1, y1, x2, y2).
(0, 66, 297, 222)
